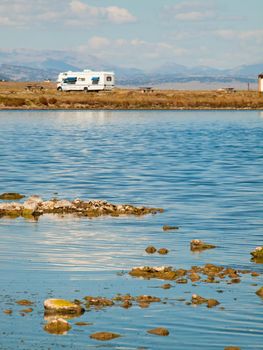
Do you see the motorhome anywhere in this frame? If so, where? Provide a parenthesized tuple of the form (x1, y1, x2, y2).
(57, 69, 115, 92)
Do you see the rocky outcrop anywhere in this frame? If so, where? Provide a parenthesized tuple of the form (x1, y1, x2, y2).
(0, 196, 163, 219)
(44, 299, 84, 315)
(129, 264, 259, 284)
(250, 247, 263, 263)
(190, 239, 216, 251)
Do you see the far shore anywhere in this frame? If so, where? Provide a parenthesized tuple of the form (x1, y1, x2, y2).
(0, 82, 262, 110)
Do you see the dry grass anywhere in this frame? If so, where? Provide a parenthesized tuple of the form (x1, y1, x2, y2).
(0, 82, 263, 110)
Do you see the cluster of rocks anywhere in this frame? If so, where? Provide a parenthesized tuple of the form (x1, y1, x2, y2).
(43, 297, 166, 336)
(191, 294, 220, 308)
(145, 246, 169, 255)
(129, 264, 260, 284)
(0, 195, 163, 219)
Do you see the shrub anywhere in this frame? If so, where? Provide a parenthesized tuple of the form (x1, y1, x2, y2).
(38, 96, 48, 106)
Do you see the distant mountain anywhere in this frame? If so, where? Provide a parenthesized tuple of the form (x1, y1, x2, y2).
(0, 48, 262, 85)
(225, 63, 263, 77)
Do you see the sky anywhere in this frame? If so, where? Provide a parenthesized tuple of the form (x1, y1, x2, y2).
(0, 0, 262, 70)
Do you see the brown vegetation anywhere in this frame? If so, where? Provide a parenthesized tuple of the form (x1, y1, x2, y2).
(0, 82, 263, 109)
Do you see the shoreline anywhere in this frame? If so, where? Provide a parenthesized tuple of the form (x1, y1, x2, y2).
(0, 82, 263, 110)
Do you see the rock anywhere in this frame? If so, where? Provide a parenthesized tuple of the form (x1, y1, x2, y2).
(190, 239, 216, 251)
(250, 247, 263, 260)
(44, 299, 84, 315)
(21, 308, 33, 313)
(44, 318, 71, 334)
(163, 225, 179, 231)
(251, 272, 260, 277)
(53, 200, 73, 209)
(189, 273, 201, 282)
(0, 193, 25, 200)
(90, 332, 121, 341)
(224, 347, 241, 350)
(191, 294, 208, 305)
(75, 322, 93, 326)
(158, 248, 169, 255)
(207, 299, 220, 308)
(3, 309, 12, 315)
(0, 196, 163, 219)
(23, 196, 43, 213)
(145, 246, 157, 254)
(176, 278, 188, 284)
(121, 300, 132, 308)
(16, 299, 34, 306)
(147, 327, 169, 336)
(256, 287, 263, 297)
(161, 283, 172, 289)
(136, 295, 161, 303)
(84, 296, 114, 308)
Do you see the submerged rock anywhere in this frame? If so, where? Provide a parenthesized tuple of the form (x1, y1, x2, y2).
(0, 193, 25, 200)
(44, 299, 84, 315)
(16, 299, 34, 306)
(90, 332, 121, 341)
(44, 318, 71, 334)
(224, 347, 241, 350)
(3, 309, 12, 315)
(190, 239, 216, 251)
(147, 327, 169, 336)
(163, 225, 179, 231)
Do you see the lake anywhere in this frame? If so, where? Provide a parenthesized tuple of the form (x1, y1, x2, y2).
(0, 110, 262, 349)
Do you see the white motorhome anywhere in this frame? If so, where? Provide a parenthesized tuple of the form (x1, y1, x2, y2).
(57, 69, 115, 92)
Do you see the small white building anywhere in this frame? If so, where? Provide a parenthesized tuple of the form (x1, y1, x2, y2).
(258, 73, 263, 93)
(57, 69, 115, 92)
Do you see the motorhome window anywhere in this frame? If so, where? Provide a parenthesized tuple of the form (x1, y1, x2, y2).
(64, 77, 77, 84)
(106, 76, 112, 82)
(92, 77, 100, 85)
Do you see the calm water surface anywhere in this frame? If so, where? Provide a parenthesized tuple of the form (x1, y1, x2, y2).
(0, 110, 262, 349)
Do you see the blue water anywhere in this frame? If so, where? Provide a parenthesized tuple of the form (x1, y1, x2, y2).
(0, 110, 262, 349)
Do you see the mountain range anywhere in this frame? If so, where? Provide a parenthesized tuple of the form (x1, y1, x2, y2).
(0, 49, 262, 86)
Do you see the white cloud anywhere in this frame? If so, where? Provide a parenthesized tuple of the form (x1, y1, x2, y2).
(215, 29, 263, 41)
(77, 36, 188, 68)
(175, 11, 214, 21)
(0, 0, 137, 27)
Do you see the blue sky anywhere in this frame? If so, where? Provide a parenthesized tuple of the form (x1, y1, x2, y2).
(0, 0, 262, 69)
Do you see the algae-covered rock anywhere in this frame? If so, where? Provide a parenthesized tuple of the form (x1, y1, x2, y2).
(145, 246, 157, 254)
(90, 332, 121, 341)
(190, 239, 216, 251)
(44, 299, 84, 315)
(44, 318, 71, 334)
(163, 225, 179, 231)
(147, 327, 169, 336)
(256, 286, 263, 297)
(0, 193, 25, 200)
